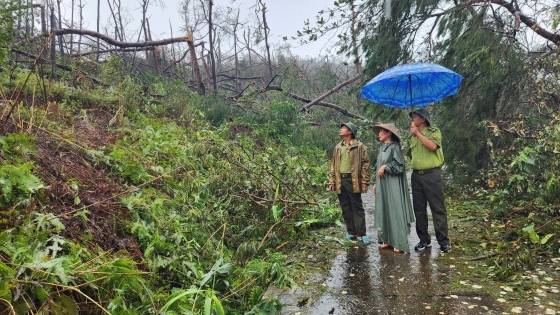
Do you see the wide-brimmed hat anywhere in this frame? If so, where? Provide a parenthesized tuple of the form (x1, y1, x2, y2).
(409, 108, 431, 126)
(341, 122, 358, 137)
(372, 123, 401, 141)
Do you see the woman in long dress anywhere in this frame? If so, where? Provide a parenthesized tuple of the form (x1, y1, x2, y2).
(372, 123, 414, 253)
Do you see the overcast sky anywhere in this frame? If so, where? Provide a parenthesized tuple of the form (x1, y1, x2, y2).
(70, 0, 335, 58)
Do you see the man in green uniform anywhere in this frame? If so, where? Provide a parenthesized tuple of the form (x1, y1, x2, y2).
(407, 109, 450, 253)
(328, 122, 372, 244)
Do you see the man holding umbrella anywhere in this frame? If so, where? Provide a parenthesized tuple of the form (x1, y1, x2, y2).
(407, 109, 450, 253)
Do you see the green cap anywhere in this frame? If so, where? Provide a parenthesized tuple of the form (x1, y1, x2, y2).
(409, 108, 431, 126)
(341, 122, 358, 138)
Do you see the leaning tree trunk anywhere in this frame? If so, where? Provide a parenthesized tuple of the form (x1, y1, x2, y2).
(208, 0, 218, 96)
(187, 31, 204, 95)
(260, 1, 273, 79)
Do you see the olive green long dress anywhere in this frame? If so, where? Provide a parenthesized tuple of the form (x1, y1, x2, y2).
(374, 142, 415, 253)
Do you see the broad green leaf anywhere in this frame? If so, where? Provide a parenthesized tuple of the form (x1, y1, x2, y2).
(211, 295, 225, 315)
(540, 234, 554, 245)
(529, 230, 540, 244)
(204, 296, 212, 315)
(521, 225, 534, 233)
(159, 289, 203, 313)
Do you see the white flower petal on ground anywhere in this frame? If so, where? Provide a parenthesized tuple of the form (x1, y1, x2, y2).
(460, 281, 467, 285)
(497, 298, 507, 303)
(349, 273, 355, 277)
(425, 306, 431, 309)
(341, 290, 347, 295)
(450, 295, 458, 299)
(398, 277, 405, 282)
(474, 297, 482, 300)
(545, 308, 557, 314)
(511, 307, 523, 313)
(544, 277, 553, 281)
(472, 285, 482, 289)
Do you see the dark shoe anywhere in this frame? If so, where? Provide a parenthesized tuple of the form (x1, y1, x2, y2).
(440, 244, 450, 253)
(414, 242, 432, 251)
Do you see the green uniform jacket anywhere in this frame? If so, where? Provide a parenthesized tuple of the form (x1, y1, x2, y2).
(328, 140, 371, 194)
(406, 126, 444, 170)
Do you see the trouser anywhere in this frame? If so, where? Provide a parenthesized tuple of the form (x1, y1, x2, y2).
(411, 168, 449, 246)
(338, 177, 366, 236)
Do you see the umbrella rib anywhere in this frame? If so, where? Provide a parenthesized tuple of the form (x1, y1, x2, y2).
(391, 76, 407, 107)
(431, 72, 459, 99)
(410, 74, 424, 106)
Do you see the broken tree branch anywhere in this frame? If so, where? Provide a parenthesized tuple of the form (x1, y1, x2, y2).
(265, 85, 365, 119)
(299, 74, 361, 112)
(12, 28, 192, 49)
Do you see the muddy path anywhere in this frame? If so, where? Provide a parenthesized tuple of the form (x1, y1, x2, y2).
(276, 182, 507, 314)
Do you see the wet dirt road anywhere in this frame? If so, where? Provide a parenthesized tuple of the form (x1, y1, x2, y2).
(302, 189, 503, 315)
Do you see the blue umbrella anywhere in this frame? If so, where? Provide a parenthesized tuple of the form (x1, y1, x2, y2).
(360, 62, 463, 109)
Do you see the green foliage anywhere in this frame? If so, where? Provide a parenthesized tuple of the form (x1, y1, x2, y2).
(0, 162, 44, 207)
(60, 110, 332, 312)
(487, 115, 560, 217)
(0, 133, 36, 163)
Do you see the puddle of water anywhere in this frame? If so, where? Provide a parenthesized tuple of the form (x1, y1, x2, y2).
(300, 183, 503, 315)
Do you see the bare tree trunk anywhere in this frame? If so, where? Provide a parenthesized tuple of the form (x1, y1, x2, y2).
(17, 0, 22, 39)
(350, 0, 362, 73)
(259, 0, 273, 78)
(208, 0, 218, 95)
(106, 0, 121, 41)
(57, 0, 64, 55)
(169, 20, 176, 73)
(26, 0, 31, 37)
(70, 0, 74, 53)
(141, 0, 149, 66)
(78, 0, 83, 54)
(233, 16, 240, 92)
(50, 4, 56, 79)
(201, 43, 212, 92)
(96, 0, 101, 61)
(147, 18, 162, 75)
(30, 1, 35, 35)
(247, 28, 251, 68)
(216, 32, 221, 73)
(117, 0, 125, 41)
(187, 30, 204, 95)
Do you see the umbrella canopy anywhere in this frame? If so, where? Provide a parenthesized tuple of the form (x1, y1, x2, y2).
(360, 62, 463, 109)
